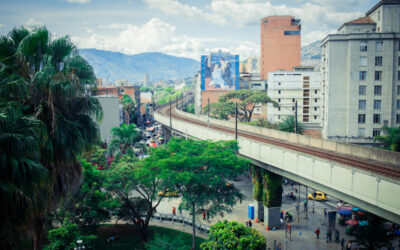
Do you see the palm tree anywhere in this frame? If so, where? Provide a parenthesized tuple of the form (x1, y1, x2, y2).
(374, 126, 400, 152)
(109, 124, 141, 156)
(121, 94, 135, 125)
(278, 115, 304, 134)
(0, 26, 102, 249)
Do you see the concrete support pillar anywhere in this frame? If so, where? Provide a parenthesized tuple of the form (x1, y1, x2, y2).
(264, 206, 281, 229)
(253, 200, 264, 222)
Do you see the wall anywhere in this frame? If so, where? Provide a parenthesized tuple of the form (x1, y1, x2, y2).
(95, 96, 120, 143)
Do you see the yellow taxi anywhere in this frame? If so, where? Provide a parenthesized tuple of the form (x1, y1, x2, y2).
(308, 191, 328, 201)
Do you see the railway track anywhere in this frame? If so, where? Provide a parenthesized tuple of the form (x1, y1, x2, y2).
(158, 104, 400, 180)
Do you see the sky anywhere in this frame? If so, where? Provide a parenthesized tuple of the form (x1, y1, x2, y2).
(0, 0, 378, 60)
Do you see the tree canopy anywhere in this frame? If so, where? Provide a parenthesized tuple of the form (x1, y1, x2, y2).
(148, 138, 249, 249)
(201, 220, 266, 250)
(374, 126, 400, 152)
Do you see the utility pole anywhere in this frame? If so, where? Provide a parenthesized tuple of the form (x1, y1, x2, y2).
(235, 102, 238, 140)
(294, 100, 298, 134)
(305, 186, 308, 219)
(169, 98, 172, 130)
(298, 184, 300, 223)
(207, 97, 210, 127)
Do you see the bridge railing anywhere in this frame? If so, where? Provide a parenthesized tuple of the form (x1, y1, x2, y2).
(169, 108, 400, 166)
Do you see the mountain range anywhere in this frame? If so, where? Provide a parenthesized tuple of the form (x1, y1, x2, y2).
(79, 41, 322, 83)
(78, 49, 200, 83)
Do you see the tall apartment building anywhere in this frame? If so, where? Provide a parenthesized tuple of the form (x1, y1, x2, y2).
(267, 67, 322, 127)
(321, 0, 400, 143)
(260, 16, 301, 80)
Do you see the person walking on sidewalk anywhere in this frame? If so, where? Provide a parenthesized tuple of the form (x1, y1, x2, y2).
(248, 219, 252, 228)
(172, 206, 176, 216)
(202, 211, 206, 221)
(315, 227, 320, 239)
(341, 238, 345, 250)
(324, 208, 327, 217)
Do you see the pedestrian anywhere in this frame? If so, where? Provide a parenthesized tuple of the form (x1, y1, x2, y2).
(326, 228, 332, 243)
(315, 227, 320, 239)
(280, 210, 284, 219)
(172, 206, 176, 216)
(324, 208, 327, 217)
(248, 219, 252, 227)
(341, 238, 345, 250)
(335, 229, 340, 243)
(245, 221, 249, 227)
(296, 203, 300, 212)
(202, 211, 206, 221)
(276, 242, 282, 250)
(280, 218, 284, 227)
(206, 211, 210, 221)
(345, 240, 352, 250)
(295, 186, 297, 193)
(304, 200, 307, 210)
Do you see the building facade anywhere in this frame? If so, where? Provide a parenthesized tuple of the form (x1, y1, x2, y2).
(321, 0, 400, 143)
(260, 16, 301, 80)
(267, 69, 322, 127)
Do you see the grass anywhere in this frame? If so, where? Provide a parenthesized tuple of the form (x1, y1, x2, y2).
(95, 224, 205, 250)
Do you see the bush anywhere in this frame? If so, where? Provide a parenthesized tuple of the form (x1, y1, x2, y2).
(201, 220, 266, 250)
(45, 223, 97, 250)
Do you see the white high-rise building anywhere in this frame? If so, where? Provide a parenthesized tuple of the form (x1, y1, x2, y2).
(267, 68, 322, 126)
(321, 0, 400, 143)
(144, 74, 149, 87)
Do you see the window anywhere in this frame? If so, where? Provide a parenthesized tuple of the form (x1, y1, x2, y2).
(284, 30, 300, 35)
(358, 128, 365, 137)
(314, 115, 317, 120)
(292, 98, 295, 102)
(397, 100, 400, 109)
(376, 41, 383, 52)
(373, 114, 381, 124)
(360, 57, 368, 66)
(398, 71, 400, 81)
(314, 107, 317, 111)
(278, 90, 281, 94)
(314, 90, 317, 94)
(278, 99, 281, 103)
(359, 100, 366, 110)
(278, 107, 281, 111)
(359, 71, 367, 81)
(360, 42, 368, 52)
(397, 114, 400, 124)
(278, 115, 281, 119)
(398, 56, 400, 65)
(373, 128, 380, 137)
(358, 114, 365, 124)
(375, 71, 382, 81)
(374, 85, 382, 95)
(398, 86, 400, 95)
(359, 86, 366, 95)
(314, 98, 317, 103)
(375, 56, 382, 66)
(373, 100, 381, 110)
(278, 82, 281, 86)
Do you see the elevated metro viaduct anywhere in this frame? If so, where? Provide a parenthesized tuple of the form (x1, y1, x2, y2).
(154, 101, 400, 224)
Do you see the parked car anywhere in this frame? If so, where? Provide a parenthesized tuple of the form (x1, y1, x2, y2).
(308, 191, 328, 201)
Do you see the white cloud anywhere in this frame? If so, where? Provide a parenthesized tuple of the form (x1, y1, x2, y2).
(66, 0, 91, 3)
(22, 18, 43, 30)
(73, 18, 206, 60)
(143, 0, 226, 25)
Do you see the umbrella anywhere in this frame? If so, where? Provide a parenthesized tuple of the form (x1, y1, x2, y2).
(345, 219, 359, 226)
(352, 207, 366, 212)
(338, 209, 352, 216)
(337, 206, 352, 211)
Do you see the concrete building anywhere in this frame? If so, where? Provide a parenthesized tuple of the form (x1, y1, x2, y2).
(240, 72, 267, 91)
(94, 96, 120, 143)
(260, 16, 301, 80)
(321, 0, 400, 143)
(144, 74, 149, 87)
(267, 68, 322, 128)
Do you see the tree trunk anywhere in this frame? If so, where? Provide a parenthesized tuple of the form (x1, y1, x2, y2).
(191, 202, 196, 250)
(32, 217, 44, 250)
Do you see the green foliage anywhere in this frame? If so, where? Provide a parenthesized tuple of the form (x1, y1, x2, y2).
(183, 103, 195, 114)
(56, 160, 110, 232)
(140, 86, 151, 92)
(121, 94, 135, 125)
(203, 102, 235, 120)
(217, 90, 278, 122)
(154, 88, 183, 105)
(262, 171, 283, 207)
(201, 220, 266, 250)
(45, 223, 97, 250)
(247, 118, 277, 129)
(374, 126, 400, 152)
(81, 145, 107, 166)
(252, 166, 263, 201)
(278, 115, 304, 134)
(0, 26, 101, 248)
(145, 234, 187, 250)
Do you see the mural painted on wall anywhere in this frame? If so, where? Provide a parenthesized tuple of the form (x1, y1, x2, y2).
(201, 53, 239, 91)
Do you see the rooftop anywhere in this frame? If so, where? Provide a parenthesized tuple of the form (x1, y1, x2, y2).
(344, 16, 376, 25)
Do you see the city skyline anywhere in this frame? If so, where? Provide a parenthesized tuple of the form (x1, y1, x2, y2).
(1, 0, 378, 60)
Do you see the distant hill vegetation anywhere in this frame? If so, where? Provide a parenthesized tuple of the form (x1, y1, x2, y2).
(79, 49, 199, 83)
(301, 40, 322, 68)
